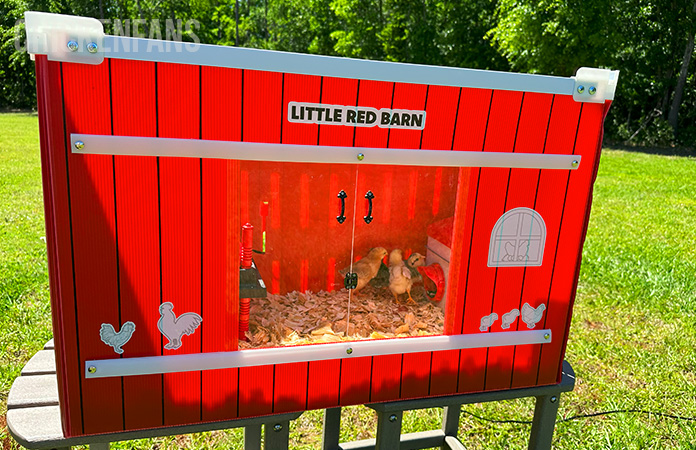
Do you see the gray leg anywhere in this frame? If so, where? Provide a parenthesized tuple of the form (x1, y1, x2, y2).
(441, 406, 461, 450)
(264, 420, 291, 450)
(245, 425, 262, 450)
(374, 410, 402, 450)
(89, 443, 110, 450)
(442, 405, 460, 436)
(528, 394, 561, 450)
(322, 407, 342, 450)
(444, 435, 467, 450)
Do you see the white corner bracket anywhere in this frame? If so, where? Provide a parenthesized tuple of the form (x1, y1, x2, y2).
(24, 12, 104, 65)
(572, 67, 619, 103)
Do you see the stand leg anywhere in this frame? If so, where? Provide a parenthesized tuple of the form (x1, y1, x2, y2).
(264, 420, 291, 450)
(441, 406, 461, 450)
(245, 425, 262, 450)
(322, 407, 342, 450)
(375, 410, 402, 450)
(528, 394, 561, 450)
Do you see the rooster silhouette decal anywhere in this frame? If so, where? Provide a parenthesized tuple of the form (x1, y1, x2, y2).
(100, 321, 136, 354)
(157, 302, 203, 350)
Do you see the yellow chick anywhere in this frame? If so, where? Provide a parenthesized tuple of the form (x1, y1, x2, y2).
(340, 247, 389, 292)
(388, 249, 415, 304)
(405, 252, 426, 283)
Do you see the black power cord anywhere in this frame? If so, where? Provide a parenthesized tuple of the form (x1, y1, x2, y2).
(460, 409, 696, 425)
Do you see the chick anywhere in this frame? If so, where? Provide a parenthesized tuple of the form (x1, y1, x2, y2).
(339, 247, 388, 292)
(405, 252, 426, 283)
(388, 249, 415, 304)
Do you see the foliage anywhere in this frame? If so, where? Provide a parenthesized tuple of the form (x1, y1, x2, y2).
(0, 0, 695, 148)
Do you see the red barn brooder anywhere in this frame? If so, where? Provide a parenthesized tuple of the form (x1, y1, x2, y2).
(25, 11, 618, 437)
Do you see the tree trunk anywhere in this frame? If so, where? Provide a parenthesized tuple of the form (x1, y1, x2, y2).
(668, 0, 696, 131)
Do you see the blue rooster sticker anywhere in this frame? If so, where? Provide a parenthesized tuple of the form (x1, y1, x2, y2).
(100, 321, 136, 354)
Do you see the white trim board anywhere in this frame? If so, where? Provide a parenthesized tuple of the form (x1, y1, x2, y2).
(86, 329, 552, 378)
(24, 11, 619, 101)
(71, 134, 582, 170)
(102, 36, 575, 95)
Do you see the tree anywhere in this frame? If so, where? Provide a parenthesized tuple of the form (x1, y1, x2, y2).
(668, 0, 696, 133)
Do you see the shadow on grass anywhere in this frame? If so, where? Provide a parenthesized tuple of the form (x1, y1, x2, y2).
(604, 140, 696, 158)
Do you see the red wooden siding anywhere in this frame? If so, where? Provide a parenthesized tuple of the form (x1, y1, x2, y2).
(238, 69, 283, 417)
(201, 65, 242, 421)
(483, 92, 554, 391)
(62, 60, 124, 434)
(35, 57, 83, 436)
(34, 52, 611, 436)
(157, 62, 202, 426)
(510, 95, 582, 388)
(110, 58, 164, 429)
(537, 101, 607, 384)
(457, 89, 524, 394)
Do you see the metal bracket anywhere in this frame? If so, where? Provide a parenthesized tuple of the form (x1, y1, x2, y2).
(24, 12, 105, 65)
(572, 67, 619, 103)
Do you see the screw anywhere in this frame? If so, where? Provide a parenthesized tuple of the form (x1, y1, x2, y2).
(88, 366, 96, 374)
(577, 85, 585, 94)
(357, 153, 365, 161)
(346, 347, 353, 355)
(74, 141, 85, 150)
(87, 42, 98, 53)
(389, 414, 398, 422)
(550, 396, 558, 403)
(273, 423, 283, 432)
(67, 40, 78, 52)
(571, 160, 579, 169)
(588, 86, 597, 95)
(544, 333, 550, 340)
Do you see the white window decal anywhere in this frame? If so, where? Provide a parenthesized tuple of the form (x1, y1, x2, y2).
(488, 207, 546, 267)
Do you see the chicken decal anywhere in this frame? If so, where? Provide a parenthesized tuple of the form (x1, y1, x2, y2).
(157, 302, 203, 350)
(479, 313, 498, 332)
(521, 303, 546, 329)
(100, 321, 136, 354)
(500, 309, 520, 329)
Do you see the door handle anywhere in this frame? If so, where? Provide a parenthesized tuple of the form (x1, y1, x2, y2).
(364, 191, 374, 224)
(337, 190, 347, 224)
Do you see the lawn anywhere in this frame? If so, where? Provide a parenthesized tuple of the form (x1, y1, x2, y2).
(1, 112, 695, 449)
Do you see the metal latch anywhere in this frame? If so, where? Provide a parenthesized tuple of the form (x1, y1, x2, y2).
(344, 273, 358, 290)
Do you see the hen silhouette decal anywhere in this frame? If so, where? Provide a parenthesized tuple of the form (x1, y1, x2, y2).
(157, 302, 203, 350)
(100, 321, 136, 354)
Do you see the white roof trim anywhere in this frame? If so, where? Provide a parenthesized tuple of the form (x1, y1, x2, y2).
(24, 11, 619, 100)
(101, 35, 575, 95)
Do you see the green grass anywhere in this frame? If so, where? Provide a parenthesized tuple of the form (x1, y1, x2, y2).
(2, 112, 696, 449)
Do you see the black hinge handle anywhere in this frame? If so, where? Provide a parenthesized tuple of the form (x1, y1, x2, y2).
(364, 191, 374, 224)
(337, 190, 347, 224)
(344, 272, 358, 290)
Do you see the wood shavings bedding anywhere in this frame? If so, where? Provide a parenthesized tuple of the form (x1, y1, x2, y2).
(239, 285, 445, 349)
